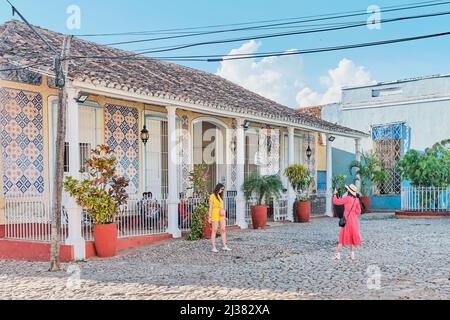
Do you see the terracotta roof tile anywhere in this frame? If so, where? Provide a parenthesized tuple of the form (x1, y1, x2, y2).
(0, 20, 367, 137)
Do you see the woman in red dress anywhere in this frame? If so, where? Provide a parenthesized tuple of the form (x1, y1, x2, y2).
(333, 184, 362, 260)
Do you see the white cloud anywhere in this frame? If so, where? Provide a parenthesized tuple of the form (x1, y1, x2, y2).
(216, 41, 375, 108)
(294, 58, 375, 107)
(216, 40, 305, 107)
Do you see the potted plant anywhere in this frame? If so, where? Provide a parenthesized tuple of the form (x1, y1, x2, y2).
(64, 145, 129, 257)
(242, 172, 283, 229)
(332, 174, 347, 218)
(348, 152, 389, 213)
(187, 162, 211, 240)
(284, 164, 313, 223)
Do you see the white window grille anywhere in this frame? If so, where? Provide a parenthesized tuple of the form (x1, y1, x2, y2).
(371, 123, 405, 195)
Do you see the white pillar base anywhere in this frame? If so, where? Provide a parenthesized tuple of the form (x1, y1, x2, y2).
(236, 197, 248, 229)
(325, 190, 333, 218)
(167, 199, 181, 238)
(65, 200, 86, 261)
(286, 194, 296, 222)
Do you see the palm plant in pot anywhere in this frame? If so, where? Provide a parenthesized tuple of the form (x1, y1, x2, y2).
(64, 145, 129, 257)
(284, 164, 313, 223)
(348, 152, 389, 213)
(332, 174, 347, 218)
(242, 172, 283, 229)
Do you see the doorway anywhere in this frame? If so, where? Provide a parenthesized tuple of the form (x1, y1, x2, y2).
(193, 119, 227, 193)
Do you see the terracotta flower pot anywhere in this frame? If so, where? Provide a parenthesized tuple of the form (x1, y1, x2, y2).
(251, 205, 267, 229)
(93, 224, 118, 258)
(296, 201, 311, 223)
(361, 197, 370, 213)
(203, 220, 212, 239)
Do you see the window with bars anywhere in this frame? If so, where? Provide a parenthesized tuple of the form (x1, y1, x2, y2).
(160, 121, 169, 197)
(63, 142, 69, 173)
(372, 123, 404, 195)
(63, 143, 93, 173)
(79, 143, 92, 172)
(245, 133, 259, 179)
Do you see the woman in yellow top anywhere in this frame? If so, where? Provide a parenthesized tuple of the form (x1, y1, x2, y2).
(208, 183, 231, 253)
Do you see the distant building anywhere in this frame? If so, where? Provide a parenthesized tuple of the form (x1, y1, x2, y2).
(302, 74, 450, 210)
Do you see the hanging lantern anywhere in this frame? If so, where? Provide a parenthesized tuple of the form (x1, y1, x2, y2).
(306, 145, 312, 159)
(141, 105, 150, 145)
(140, 125, 149, 146)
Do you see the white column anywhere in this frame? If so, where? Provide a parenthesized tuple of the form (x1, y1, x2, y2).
(166, 106, 181, 238)
(235, 118, 248, 229)
(355, 138, 362, 192)
(286, 127, 295, 222)
(65, 86, 86, 260)
(325, 134, 333, 217)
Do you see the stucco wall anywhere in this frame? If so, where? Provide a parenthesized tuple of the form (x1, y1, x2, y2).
(321, 75, 450, 210)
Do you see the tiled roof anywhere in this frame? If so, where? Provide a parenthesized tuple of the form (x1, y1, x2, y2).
(0, 20, 367, 137)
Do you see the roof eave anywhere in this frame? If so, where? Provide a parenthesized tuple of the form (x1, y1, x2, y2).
(72, 80, 368, 139)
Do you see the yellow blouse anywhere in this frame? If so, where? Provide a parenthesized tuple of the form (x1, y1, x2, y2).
(209, 194, 224, 222)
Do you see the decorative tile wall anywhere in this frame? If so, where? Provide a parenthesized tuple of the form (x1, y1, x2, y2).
(231, 119, 238, 191)
(179, 115, 190, 194)
(0, 88, 45, 195)
(259, 128, 280, 176)
(104, 104, 139, 194)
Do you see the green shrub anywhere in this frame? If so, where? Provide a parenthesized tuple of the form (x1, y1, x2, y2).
(64, 145, 129, 225)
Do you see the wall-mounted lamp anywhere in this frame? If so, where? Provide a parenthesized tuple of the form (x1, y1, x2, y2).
(306, 133, 312, 159)
(306, 145, 312, 159)
(328, 135, 336, 142)
(242, 120, 250, 130)
(140, 105, 149, 146)
(74, 92, 89, 103)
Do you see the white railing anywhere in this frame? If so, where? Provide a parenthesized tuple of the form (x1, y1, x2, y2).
(245, 195, 289, 223)
(273, 196, 288, 221)
(115, 198, 168, 238)
(224, 196, 237, 227)
(4, 193, 239, 242)
(245, 197, 257, 224)
(179, 197, 205, 231)
(178, 195, 237, 231)
(5, 194, 68, 243)
(401, 186, 450, 212)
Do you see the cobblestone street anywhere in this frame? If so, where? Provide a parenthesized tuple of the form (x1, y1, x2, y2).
(0, 213, 449, 300)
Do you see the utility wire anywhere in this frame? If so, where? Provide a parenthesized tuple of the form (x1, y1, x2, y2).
(3, 31, 450, 70)
(154, 31, 450, 62)
(0, 61, 51, 72)
(5, 0, 58, 55)
(74, 0, 446, 37)
(102, 0, 450, 46)
(66, 10, 450, 60)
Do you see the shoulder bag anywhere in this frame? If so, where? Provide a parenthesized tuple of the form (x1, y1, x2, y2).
(339, 198, 356, 228)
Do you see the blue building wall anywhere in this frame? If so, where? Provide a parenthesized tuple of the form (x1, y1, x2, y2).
(332, 147, 401, 210)
(317, 171, 327, 192)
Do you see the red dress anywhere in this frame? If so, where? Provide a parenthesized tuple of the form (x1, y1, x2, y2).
(333, 195, 362, 246)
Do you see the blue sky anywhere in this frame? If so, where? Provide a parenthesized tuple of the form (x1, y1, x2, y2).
(1, 0, 449, 107)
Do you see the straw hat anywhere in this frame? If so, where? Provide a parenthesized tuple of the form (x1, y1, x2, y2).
(345, 184, 358, 197)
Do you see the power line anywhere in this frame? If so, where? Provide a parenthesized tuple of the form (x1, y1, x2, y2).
(66, 10, 450, 60)
(154, 31, 450, 62)
(5, 0, 58, 55)
(102, 0, 450, 46)
(3, 31, 449, 71)
(0, 61, 50, 72)
(74, 0, 446, 38)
